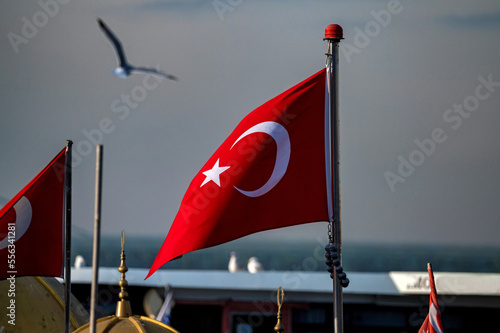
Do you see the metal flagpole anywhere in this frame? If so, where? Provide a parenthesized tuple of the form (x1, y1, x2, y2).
(90, 145, 104, 333)
(324, 24, 344, 333)
(64, 140, 73, 333)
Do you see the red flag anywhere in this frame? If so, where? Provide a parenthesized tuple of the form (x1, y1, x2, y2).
(147, 69, 328, 278)
(418, 263, 444, 333)
(0, 148, 66, 280)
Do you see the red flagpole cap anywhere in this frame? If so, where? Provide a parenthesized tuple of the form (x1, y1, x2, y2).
(324, 24, 343, 40)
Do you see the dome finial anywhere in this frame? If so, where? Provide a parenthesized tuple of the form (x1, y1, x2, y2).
(73, 229, 181, 332)
(116, 230, 132, 318)
(274, 287, 285, 333)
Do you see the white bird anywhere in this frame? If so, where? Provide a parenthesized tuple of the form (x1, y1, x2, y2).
(97, 18, 178, 81)
(74, 255, 86, 269)
(228, 251, 243, 273)
(247, 256, 264, 273)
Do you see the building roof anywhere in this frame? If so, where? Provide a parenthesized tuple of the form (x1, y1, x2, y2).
(71, 268, 500, 303)
(71, 232, 500, 309)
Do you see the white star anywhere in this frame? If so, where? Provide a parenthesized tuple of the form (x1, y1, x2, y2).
(201, 159, 230, 187)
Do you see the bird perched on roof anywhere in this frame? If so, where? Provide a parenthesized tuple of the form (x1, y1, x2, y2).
(74, 255, 86, 269)
(228, 251, 243, 273)
(247, 256, 264, 273)
(97, 18, 178, 81)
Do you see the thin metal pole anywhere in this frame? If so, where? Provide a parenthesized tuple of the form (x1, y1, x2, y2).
(64, 140, 73, 333)
(331, 38, 343, 333)
(90, 145, 104, 333)
(324, 25, 343, 333)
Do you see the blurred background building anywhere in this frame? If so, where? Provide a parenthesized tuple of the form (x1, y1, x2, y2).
(70, 232, 500, 333)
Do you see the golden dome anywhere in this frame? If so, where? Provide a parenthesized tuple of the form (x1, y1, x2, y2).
(74, 314, 178, 333)
(0, 276, 88, 332)
(74, 231, 178, 333)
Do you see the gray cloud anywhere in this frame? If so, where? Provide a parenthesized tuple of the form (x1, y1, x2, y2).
(440, 11, 500, 28)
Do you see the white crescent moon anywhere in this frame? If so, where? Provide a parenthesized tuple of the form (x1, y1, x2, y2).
(0, 196, 32, 250)
(230, 121, 291, 197)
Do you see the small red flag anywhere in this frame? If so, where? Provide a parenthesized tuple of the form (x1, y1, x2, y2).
(147, 69, 328, 279)
(418, 263, 444, 333)
(0, 148, 66, 280)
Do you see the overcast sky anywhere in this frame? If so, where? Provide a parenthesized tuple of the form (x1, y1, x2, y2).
(1, 0, 500, 247)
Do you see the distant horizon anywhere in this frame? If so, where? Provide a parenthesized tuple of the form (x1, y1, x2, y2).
(72, 224, 500, 249)
(71, 229, 500, 273)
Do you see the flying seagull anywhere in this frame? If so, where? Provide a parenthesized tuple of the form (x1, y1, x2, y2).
(97, 18, 178, 80)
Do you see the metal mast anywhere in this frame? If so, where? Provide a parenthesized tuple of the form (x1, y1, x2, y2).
(90, 145, 104, 333)
(64, 140, 72, 333)
(324, 24, 344, 333)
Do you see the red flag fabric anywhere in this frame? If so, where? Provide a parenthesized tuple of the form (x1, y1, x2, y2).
(418, 263, 444, 333)
(147, 69, 328, 278)
(0, 148, 66, 280)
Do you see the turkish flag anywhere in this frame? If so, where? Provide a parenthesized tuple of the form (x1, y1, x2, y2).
(418, 263, 444, 333)
(0, 148, 66, 280)
(147, 69, 328, 278)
